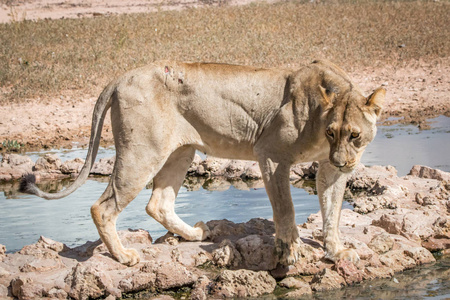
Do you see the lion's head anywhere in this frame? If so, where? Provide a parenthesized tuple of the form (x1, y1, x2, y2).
(311, 60, 385, 173)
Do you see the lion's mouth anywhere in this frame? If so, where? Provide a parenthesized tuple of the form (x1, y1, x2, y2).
(332, 161, 357, 173)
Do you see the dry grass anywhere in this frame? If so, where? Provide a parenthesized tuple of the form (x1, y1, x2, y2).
(0, 0, 449, 102)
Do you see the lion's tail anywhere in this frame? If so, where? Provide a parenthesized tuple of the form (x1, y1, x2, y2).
(20, 80, 116, 200)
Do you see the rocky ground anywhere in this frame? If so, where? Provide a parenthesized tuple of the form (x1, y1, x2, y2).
(0, 154, 449, 299)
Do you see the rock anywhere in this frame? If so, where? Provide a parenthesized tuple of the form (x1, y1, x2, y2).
(404, 247, 436, 265)
(0, 266, 9, 278)
(212, 239, 241, 268)
(409, 165, 450, 182)
(279, 277, 308, 289)
(280, 277, 312, 299)
(333, 260, 364, 285)
(0, 284, 8, 298)
(11, 276, 45, 300)
(187, 154, 203, 175)
(310, 268, 346, 291)
(379, 250, 416, 273)
(368, 232, 395, 254)
(240, 161, 262, 179)
(154, 262, 197, 290)
(190, 275, 212, 300)
(422, 236, 450, 251)
(61, 157, 85, 174)
(211, 269, 276, 298)
(46, 287, 69, 299)
(65, 263, 119, 300)
(118, 271, 156, 294)
(290, 161, 319, 179)
(0, 244, 5, 261)
(90, 157, 115, 175)
(0, 154, 33, 181)
(235, 234, 277, 270)
(363, 266, 394, 280)
(34, 154, 62, 172)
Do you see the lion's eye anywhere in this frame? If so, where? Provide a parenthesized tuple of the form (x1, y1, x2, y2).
(351, 132, 360, 139)
(326, 128, 334, 138)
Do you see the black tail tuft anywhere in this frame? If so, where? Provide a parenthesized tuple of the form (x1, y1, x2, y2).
(19, 173, 37, 194)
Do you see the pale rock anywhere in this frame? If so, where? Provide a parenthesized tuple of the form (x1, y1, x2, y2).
(422, 236, 450, 251)
(281, 279, 312, 298)
(193, 251, 212, 267)
(187, 154, 203, 174)
(90, 157, 115, 175)
(0, 284, 8, 298)
(61, 157, 85, 174)
(223, 160, 249, 178)
(310, 268, 346, 291)
(404, 247, 436, 265)
(11, 276, 45, 299)
(199, 157, 229, 177)
(212, 239, 241, 267)
(0, 266, 9, 278)
(363, 266, 394, 280)
(368, 232, 395, 254)
(46, 287, 68, 299)
(290, 161, 318, 179)
(241, 162, 262, 179)
(34, 154, 62, 172)
(409, 165, 450, 182)
(65, 263, 119, 300)
(118, 272, 156, 293)
(211, 269, 276, 298)
(0, 244, 5, 261)
(190, 275, 212, 300)
(379, 250, 416, 273)
(279, 277, 309, 289)
(154, 262, 197, 290)
(283, 285, 313, 298)
(0, 154, 33, 181)
(333, 260, 364, 284)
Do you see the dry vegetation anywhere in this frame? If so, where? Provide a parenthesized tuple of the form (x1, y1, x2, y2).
(0, 0, 449, 102)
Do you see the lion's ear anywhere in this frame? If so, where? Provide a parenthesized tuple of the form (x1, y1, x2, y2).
(318, 85, 334, 110)
(366, 87, 385, 117)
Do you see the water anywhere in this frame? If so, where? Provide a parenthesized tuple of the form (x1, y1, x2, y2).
(362, 115, 450, 176)
(0, 178, 327, 253)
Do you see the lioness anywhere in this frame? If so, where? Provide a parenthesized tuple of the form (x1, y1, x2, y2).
(21, 60, 385, 267)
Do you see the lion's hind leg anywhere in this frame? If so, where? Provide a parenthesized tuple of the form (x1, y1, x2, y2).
(91, 151, 167, 266)
(146, 146, 211, 241)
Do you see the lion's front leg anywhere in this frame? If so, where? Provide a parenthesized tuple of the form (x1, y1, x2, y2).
(259, 157, 301, 265)
(316, 160, 360, 264)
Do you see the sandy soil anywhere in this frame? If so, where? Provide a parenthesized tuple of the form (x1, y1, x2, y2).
(0, 0, 449, 151)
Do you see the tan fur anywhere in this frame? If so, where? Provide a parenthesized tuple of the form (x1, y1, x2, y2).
(23, 60, 384, 266)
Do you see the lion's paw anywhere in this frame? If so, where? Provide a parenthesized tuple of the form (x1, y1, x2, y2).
(275, 237, 302, 266)
(117, 248, 140, 266)
(326, 248, 360, 264)
(194, 221, 211, 241)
